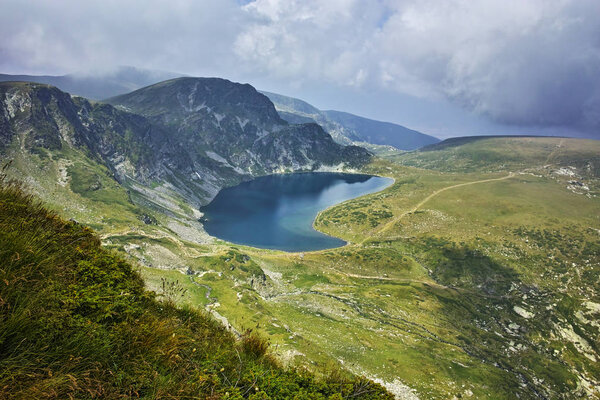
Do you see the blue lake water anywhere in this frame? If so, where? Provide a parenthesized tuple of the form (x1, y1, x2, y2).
(200, 172, 393, 252)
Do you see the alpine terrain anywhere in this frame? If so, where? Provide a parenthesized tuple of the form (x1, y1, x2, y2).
(0, 78, 599, 399)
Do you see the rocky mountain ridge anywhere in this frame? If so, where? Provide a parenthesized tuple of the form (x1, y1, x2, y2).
(0, 79, 371, 214)
(0, 70, 439, 151)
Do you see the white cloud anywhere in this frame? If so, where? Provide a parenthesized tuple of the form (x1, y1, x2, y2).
(235, 0, 600, 133)
(1, 0, 599, 135)
(0, 0, 245, 75)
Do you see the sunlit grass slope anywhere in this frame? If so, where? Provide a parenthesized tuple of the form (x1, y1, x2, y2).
(0, 177, 392, 399)
(391, 136, 600, 176)
(155, 137, 597, 399)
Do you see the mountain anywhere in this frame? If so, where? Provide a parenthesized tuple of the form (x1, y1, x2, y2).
(0, 81, 176, 176)
(261, 90, 440, 150)
(0, 66, 184, 100)
(322, 110, 440, 150)
(0, 79, 371, 212)
(2, 80, 600, 398)
(104, 78, 370, 194)
(0, 70, 439, 151)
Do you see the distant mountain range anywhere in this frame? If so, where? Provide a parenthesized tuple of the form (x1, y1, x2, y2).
(0, 68, 439, 151)
(261, 91, 440, 150)
(0, 66, 184, 100)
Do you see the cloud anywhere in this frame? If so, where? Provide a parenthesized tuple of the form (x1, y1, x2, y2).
(1, 0, 599, 136)
(234, 0, 384, 86)
(0, 0, 245, 75)
(235, 0, 600, 134)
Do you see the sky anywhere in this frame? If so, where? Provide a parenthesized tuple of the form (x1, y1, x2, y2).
(1, 0, 599, 139)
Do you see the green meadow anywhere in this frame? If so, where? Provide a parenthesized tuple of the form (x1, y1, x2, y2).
(3, 137, 599, 399)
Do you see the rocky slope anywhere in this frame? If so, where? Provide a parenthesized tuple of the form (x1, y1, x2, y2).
(0, 79, 371, 213)
(0, 81, 183, 195)
(261, 90, 440, 150)
(106, 78, 369, 178)
(0, 70, 439, 151)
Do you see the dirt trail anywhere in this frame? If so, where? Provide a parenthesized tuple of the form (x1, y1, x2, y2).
(544, 138, 565, 165)
(338, 272, 454, 289)
(362, 172, 515, 244)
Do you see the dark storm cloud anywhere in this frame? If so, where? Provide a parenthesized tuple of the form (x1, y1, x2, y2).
(1, 0, 599, 137)
(236, 0, 600, 136)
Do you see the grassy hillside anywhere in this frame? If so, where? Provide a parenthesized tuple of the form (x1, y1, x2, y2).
(2, 136, 599, 399)
(391, 136, 600, 177)
(130, 137, 598, 399)
(0, 175, 392, 399)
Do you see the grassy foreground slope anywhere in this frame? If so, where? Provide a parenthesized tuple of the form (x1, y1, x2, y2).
(0, 177, 392, 399)
(138, 137, 598, 399)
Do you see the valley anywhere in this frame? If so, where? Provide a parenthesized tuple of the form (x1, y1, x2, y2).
(3, 2, 599, 399)
(1, 79, 598, 399)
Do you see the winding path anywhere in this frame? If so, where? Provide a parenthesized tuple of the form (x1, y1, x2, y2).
(544, 138, 565, 165)
(361, 172, 515, 244)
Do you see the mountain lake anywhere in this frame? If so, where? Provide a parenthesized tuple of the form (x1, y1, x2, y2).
(200, 172, 393, 252)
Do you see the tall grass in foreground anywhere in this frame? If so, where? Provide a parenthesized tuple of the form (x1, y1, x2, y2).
(0, 172, 392, 399)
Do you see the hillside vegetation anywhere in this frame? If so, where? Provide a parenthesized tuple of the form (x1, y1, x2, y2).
(126, 137, 598, 399)
(0, 175, 392, 399)
(1, 78, 599, 399)
(392, 136, 600, 177)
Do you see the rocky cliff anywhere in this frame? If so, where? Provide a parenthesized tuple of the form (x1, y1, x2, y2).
(0, 79, 371, 210)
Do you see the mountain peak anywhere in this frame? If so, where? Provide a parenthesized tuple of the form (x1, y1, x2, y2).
(1, 80, 371, 210)
(0, 81, 87, 150)
(107, 77, 284, 128)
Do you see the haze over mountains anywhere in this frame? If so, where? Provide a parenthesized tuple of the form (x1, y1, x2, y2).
(0, 67, 183, 101)
(4, 1, 600, 140)
(0, 68, 440, 151)
(261, 91, 439, 150)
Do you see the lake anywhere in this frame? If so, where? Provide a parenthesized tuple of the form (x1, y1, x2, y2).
(200, 172, 393, 252)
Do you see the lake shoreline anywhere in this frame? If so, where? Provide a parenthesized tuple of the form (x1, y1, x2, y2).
(200, 172, 394, 252)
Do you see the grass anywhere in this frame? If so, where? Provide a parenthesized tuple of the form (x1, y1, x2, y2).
(391, 136, 600, 178)
(0, 177, 393, 399)
(2, 136, 599, 399)
(197, 139, 599, 399)
(3, 142, 145, 233)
